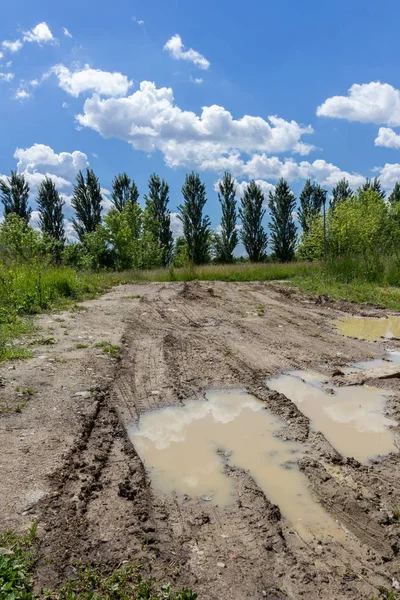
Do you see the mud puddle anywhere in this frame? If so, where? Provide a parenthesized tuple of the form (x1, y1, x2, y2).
(335, 315, 400, 341)
(344, 350, 400, 373)
(268, 371, 396, 462)
(128, 389, 344, 540)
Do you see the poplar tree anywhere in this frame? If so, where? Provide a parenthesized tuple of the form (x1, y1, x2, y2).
(268, 178, 297, 262)
(298, 179, 315, 233)
(389, 182, 400, 204)
(111, 173, 139, 212)
(238, 180, 268, 262)
(360, 177, 386, 199)
(331, 178, 352, 210)
(37, 177, 65, 243)
(214, 172, 238, 263)
(71, 169, 103, 241)
(178, 172, 211, 265)
(144, 173, 173, 266)
(0, 171, 31, 222)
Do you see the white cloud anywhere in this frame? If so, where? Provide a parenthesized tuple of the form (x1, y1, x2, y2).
(0, 72, 14, 82)
(63, 27, 72, 38)
(23, 171, 71, 192)
(374, 127, 400, 149)
(214, 178, 275, 199)
(132, 16, 145, 26)
(2, 39, 23, 53)
(100, 187, 114, 211)
(76, 81, 315, 167)
(60, 193, 74, 207)
(30, 79, 39, 87)
(317, 82, 400, 127)
(0, 51, 3, 60)
(164, 34, 210, 70)
(190, 76, 203, 84)
(64, 219, 78, 242)
(14, 90, 31, 100)
(375, 163, 400, 188)
(14, 144, 88, 180)
(170, 212, 183, 239)
(23, 22, 54, 44)
(62, 101, 69, 109)
(51, 64, 133, 97)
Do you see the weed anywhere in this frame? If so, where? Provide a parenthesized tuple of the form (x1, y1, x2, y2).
(0, 523, 196, 600)
(29, 337, 56, 346)
(122, 294, 141, 299)
(257, 304, 265, 317)
(393, 508, 400, 523)
(0, 522, 37, 600)
(94, 341, 121, 359)
(75, 343, 89, 349)
(16, 387, 36, 396)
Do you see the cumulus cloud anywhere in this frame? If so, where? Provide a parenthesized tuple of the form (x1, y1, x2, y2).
(190, 76, 203, 84)
(63, 27, 72, 38)
(51, 64, 133, 97)
(375, 163, 400, 188)
(170, 212, 183, 239)
(14, 143, 88, 180)
(374, 127, 400, 149)
(164, 34, 210, 70)
(2, 39, 23, 53)
(214, 178, 275, 199)
(76, 80, 315, 168)
(0, 72, 14, 82)
(23, 22, 54, 44)
(317, 82, 400, 127)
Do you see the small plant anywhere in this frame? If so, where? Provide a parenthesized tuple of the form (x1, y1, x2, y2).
(16, 387, 36, 396)
(122, 294, 141, 299)
(30, 337, 56, 346)
(393, 508, 400, 523)
(257, 304, 265, 317)
(0, 522, 37, 600)
(75, 343, 89, 349)
(95, 341, 121, 359)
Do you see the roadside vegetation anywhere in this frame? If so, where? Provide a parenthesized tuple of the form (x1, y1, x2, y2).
(0, 524, 196, 600)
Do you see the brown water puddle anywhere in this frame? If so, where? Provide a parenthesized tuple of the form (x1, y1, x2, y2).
(128, 390, 344, 540)
(335, 316, 400, 341)
(268, 372, 396, 462)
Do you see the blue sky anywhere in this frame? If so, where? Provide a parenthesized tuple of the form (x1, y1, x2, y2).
(2, 0, 400, 239)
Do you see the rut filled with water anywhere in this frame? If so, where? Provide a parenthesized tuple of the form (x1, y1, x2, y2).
(128, 389, 344, 540)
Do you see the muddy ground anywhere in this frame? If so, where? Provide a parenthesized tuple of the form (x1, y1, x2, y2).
(1, 280, 400, 599)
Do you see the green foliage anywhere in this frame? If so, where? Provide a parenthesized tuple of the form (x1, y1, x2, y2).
(178, 172, 211, 265)
(297, 214, 324, 261)
(298, 179, 315, 233)
(111, 173, 139, 212)
(0, 215, 45, 263)
(43, 563, 197, 600)
(72, 169, 103, 241)
(0, 171, 31, 222)
(37, 177, 65, 244)
(359, 177, 386, 199)
(0, 524, 196, 600)
(94, 341, 121, 359)
(144, 174, 173, 267)
(103, 201, 162, 271)
(330, 178, 352, 211)
(389, 182, 400, 204)
(0, 523, 37, 600)
(214, 172, 238, 263)
(268, 178, 297, 262)
(238, 181, 267, 262)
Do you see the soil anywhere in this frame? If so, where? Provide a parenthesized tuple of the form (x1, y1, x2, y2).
(1, 280, 400, 600)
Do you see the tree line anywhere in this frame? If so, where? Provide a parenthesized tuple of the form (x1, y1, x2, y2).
(0, 167, 399, 270)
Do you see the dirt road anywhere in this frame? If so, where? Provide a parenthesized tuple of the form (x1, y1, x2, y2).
(1, 281, 400, 599)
